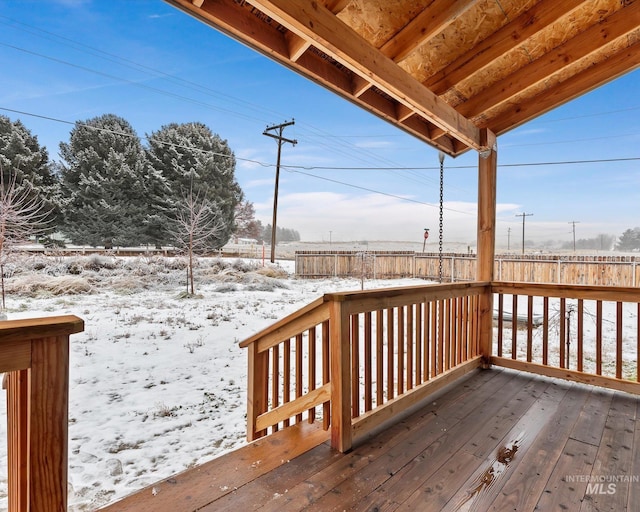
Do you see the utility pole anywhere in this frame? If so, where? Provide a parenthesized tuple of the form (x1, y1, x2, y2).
(569, 220, 580, 252)
(263, 120, 297, 263)
(507, 227, 511, 251)
(516, 212, 533, 255)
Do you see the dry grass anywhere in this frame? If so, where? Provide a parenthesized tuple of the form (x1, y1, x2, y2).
(3, 255, 292, 298)
(7, 275, 92, 296)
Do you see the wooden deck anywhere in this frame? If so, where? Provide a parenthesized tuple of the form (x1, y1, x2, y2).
(102, 367, 640, 511)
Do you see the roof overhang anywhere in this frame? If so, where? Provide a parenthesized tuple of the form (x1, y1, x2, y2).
(165, 0, 640, 157)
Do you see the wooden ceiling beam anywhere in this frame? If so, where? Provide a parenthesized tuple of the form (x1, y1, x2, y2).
(289, 0, 351, 62)
(380, 0, 476, 62)
(487, 38, 640, 135)
(351, 74, 372, 97)
(287, 32, 311, 62)
(425, 0, 584, 95)
(459, 2, 640, 118)
(247, 0, 483, 153)
(400, 116, 456, 154)
(349, 0, 473, 110)
(168, 0, 469, 154)
(323, 0, 350, 13)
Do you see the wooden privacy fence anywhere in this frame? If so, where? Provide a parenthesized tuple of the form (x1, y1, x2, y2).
(240, 282, 486, 452)
(295, 251, 640, 286)
(491, 282, 640, 395)
(1, 315, 84, 512)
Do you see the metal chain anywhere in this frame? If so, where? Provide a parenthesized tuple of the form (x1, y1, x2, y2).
(439, 153, 444, 283)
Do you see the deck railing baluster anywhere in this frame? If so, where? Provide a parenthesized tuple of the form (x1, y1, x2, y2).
(423, 302, 430, 381)
(295, 333, 303, 423)
(397, 306, 405, 395)
(559, 298, 566, 368)
(364, 312, 372, 412)
(596, 300, 603, 375)
(415, 303, 422, 384)
(577, 299, 584, 373)
(271, 345, 280, 432)
(322, 320, 330, 430)
(616, 302, 623, 379)
(351, 314, 360, 419)
(511, 294, 518, 359)
(308, 326, 316, 424)
(406, 304, 413, 390)
(387, 308, 395, 400)
(375, 311, 384, 406)
(490, 283, 640, 396)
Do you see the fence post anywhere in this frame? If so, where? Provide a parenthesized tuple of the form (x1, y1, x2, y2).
(329, 298, 352, 452)
(558, 259, 562, 284)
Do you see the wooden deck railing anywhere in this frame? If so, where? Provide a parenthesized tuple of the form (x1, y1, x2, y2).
(1, 315, 84, 512)
(239, 297, 332, 442)
(240, 283, 488, 452)
(491, 282, 640, 394)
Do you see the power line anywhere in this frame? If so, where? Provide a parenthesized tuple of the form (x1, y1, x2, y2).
(2, 104, 639, 218)
(0, 17, 447, 188)
(277, 156, 640, 171)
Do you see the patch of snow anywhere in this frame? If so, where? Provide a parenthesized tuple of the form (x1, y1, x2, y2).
(0, 255, 424, 510)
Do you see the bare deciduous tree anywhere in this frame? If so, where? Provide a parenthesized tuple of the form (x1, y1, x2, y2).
(170, 185, 224, 295)
(0, 166, 51, 313)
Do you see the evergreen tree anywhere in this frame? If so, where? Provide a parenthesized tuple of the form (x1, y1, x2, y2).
(146, 122, 242, 249)
(0, 115, 59, 233)
(59, 114, 167, 248)
(616, 228, 640, 252)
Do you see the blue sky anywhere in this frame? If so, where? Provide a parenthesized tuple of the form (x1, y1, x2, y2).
(1, 0, 638, 248)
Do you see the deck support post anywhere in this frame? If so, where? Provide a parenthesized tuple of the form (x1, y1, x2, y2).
(29, 335, 70, 512)
(247, 342, 269, 440)
(5, 335, 73, 512)
(4, 370, 29, 512)
(329, 299, 352, 452)
(1, 316, 84, 512)
(477, 129, 497, 367)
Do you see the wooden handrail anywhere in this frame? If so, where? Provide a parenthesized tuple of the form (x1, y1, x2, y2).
(241, 283, 489, 452)
(492, 281, 640, 302)
(1, 315, 84, 512)
(241, 279, 640, 453)
(239, 296, 325, 348)
(491, 282, 640, 394)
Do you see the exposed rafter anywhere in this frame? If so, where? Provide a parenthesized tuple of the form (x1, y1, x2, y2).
(247, 0, 484, 152)
(165, 0, 640, 157)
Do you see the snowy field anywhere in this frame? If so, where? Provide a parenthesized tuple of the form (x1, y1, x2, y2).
(0, 254, 424, 511)
(0, 254, 635, 510)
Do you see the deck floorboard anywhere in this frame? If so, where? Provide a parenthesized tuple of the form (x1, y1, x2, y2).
(102, 368, 639, 512)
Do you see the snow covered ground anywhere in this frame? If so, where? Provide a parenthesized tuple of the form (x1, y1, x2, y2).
(0, 254, 635, 510)
(0, 255, 424, 511)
